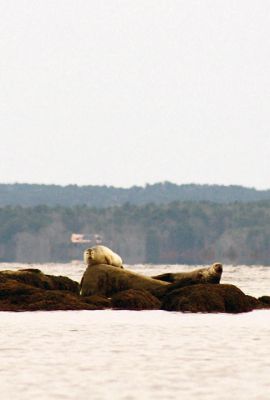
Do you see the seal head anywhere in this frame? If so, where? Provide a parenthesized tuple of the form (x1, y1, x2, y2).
(83, 245, 123, 269)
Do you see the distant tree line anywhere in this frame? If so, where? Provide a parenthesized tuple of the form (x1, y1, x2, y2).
(0, 201, 270, 265)
(1, 182, 270, 208)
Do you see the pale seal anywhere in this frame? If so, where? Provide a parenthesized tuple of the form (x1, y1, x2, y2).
(83, 245, 123, 269)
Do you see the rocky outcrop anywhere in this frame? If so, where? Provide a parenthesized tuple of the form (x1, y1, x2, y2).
(258, 296, 270, 306)
(0, 268, 269, 313)
(0, 280, 97, 311)
(0, 269, 103, 311)
(111, 289, 161, 310)
(0, 268, 79, 292)
(82, 295, 112, 308)
(161, 284, 261, 313)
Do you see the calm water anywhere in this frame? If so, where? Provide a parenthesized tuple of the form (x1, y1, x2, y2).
(0, 263, 270, 400)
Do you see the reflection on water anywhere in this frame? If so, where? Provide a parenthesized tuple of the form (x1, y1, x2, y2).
(0, 263, 269, 400)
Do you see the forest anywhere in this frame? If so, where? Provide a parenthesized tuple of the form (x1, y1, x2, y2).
(1, 182, 270, 207)
(0, 201, 270, 265)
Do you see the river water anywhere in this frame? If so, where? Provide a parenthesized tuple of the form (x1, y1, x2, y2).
(0, 263, 270, 400)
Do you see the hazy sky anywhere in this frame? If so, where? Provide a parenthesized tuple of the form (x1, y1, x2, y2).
(1, 1, 270, 188)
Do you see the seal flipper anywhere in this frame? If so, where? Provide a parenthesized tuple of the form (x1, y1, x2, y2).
(153, 276, 199, 299)
(105, 256, 111, 265)
(152, 273, 175, 283)
(79, 275, 84, 295)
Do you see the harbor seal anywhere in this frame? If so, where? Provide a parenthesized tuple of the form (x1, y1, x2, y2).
(152, 262, 223, 284)
(80, 264, 168, 297)
(83, 245, 123, 269)
(79, 263, 223, 298)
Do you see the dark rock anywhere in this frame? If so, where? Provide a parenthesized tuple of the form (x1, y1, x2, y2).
(83, 295, 112, 309)
(0, 269, 99, 311)
(161, 284, 257, 313)
(0, 280, 99, 311)
(244, 295, 262, 310)
(47, 275, 79, 292)
(0, 268, 268, 313)
(0, 269, 79, 293)
(20, 268, 43, 273)
(153, 277, 199, 299)
(111, 289, 161, 310)
(258, 296, 270, 305)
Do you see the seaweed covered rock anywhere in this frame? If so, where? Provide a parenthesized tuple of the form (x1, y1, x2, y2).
(83, 295, 112, 308)
(258, 296, 270, 306)
(0, 268, 269, 313)
(0, 269, 79, 293)
(0, 280, 99, 311)
(161, 284, 258, 313)
(111, 289, 161, 310)
(0, 269, 98, 311)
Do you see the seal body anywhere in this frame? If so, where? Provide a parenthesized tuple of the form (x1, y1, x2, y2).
(80, 264, 168, 297)
(83, 245, 123, 269)
(152, 263, 223, 284)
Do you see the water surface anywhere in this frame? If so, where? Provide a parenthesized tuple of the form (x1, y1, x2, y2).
(0, 263, 269, 400)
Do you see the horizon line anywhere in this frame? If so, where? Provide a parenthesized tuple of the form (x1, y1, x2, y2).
(0, 181, 269, 191)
